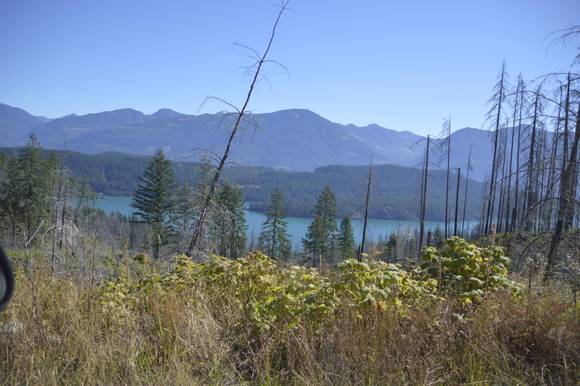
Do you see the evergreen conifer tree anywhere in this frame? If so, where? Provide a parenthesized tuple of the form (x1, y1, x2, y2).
(380, 232, 398, 261)
(0, 157, 24, 247)
(0, 136, 57, 247)
(131, 149, 177, 259)
(338, 217, 355, 260)
(191, 157, 217, 253)
(18, 135, 56, 243)
(258, 188, 291, 260)
(215, 182, 247, 259)
(303, 185, 338, 266)
(172, 183, 197, 249)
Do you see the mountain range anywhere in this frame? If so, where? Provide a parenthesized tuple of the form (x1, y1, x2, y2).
(0, 102, 498, 180)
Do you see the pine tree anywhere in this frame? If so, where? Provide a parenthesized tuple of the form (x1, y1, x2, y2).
(0, 157, 23, 247)
(0, 136, 57, 249)
(18, 135, 56, 244)
(380, 233, 398, 262)
(215, 182, 247, 259)
(258, 188, 291, 260)
(191, 157, 217, 253)
(172, 184, 197, 250)
(432, 226, 444, 248)
(131, 149, 177, 259)
(338, 217, 355, 260)
(303, 185, 338, 266)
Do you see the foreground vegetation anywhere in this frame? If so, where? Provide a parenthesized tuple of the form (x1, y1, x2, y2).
(1, 238, 577, 385)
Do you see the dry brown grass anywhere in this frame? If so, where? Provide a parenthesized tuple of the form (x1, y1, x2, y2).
(0, 265, 578, 385)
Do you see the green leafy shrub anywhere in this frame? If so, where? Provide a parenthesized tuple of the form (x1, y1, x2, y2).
(100, 252, 339, 334)
(99, 238, 522, 334)
(421, 237, 522, 304)
(335, 259, 438, 314)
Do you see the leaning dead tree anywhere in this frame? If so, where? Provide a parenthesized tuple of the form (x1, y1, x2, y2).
(186, 1, 290, 257)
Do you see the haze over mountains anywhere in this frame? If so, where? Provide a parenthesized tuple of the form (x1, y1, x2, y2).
(0, 102, 496, 180)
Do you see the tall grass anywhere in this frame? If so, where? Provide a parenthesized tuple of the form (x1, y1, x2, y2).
(0, 255, 577, 385)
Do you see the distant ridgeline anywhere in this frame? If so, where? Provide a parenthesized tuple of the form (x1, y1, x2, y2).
(0, 147, 483, 221)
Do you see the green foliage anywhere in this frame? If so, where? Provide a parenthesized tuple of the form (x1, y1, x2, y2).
(338, 217, 355, 260)
(421, 237, 522, 304)
(7, 253, 577, 385)
(0, 135, 58, 246)
(335, 259, 439, 313)
(101, 252, 339, 334)
(131, 149, 177, 258)
(303, 185, 338, 264)
(432, 225, 444, 247)
(100, 238, 522, 338)
(214, 182, 247, 259)
(258, 188, 291, 260)
(171, 183, 197, 249)
(0, 147, 485, 221)
(379, 232, 398, 261)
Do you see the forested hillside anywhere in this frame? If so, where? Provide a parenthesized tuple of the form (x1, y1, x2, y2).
(0, 147, 484, 220)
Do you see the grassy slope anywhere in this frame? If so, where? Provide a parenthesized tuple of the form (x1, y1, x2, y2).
(0, 251, 577, 385)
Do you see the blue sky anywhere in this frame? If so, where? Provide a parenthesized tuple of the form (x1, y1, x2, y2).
(0, 0, 578, 135)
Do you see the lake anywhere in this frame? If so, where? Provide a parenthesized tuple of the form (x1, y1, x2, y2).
(90, 196, 477, 249)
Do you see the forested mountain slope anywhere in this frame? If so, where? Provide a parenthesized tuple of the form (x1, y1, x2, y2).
(1, 147, 484, 220)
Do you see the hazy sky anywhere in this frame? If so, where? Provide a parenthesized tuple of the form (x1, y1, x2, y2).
(1, 0, 578, 135)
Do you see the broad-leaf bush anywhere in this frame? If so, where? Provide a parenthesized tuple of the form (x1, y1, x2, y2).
(421, 237, 522, 304)
(100, 238, 521, 333)
(335, 259, 438, 314)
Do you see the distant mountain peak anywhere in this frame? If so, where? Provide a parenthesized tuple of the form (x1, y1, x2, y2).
(148, 108, 185, 120)
(261, 108, 320, 118)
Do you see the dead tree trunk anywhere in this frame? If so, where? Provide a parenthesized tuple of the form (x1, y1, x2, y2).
(359, 158, 373, 261)
(497, 122, 509, 232)
(546, 101, 580, 274)
(545, 87, 563, 230)
(418, 135, 430, 252)
(524, 86, 541, 231)
(186, 1, 290, 257)
(461, 146, 472, 236)
(443, 121, 452, 239)
(485, 62, 507, 234)
(454, 167, 461, 236)
(513, 77, 525, 232)
(504, 85, 521, 233)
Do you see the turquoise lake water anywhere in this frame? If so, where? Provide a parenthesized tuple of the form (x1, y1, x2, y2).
(90, 196, 477, 248)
